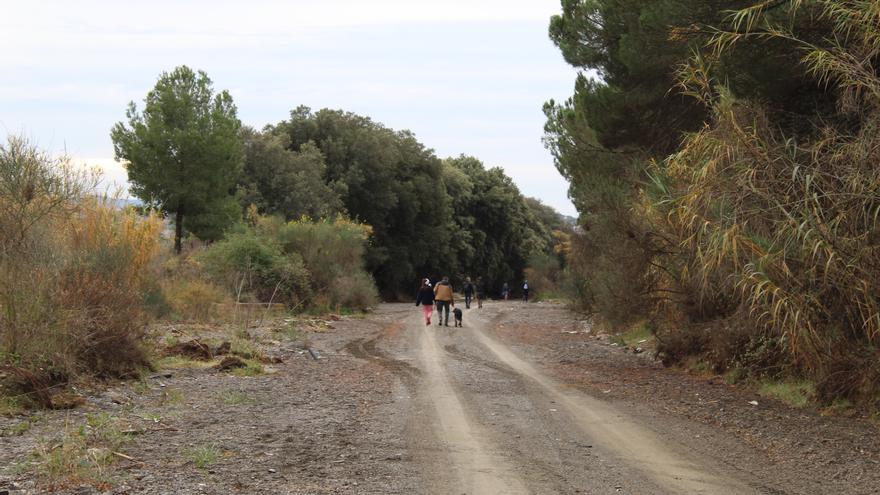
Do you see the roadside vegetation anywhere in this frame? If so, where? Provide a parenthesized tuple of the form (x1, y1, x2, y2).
(545, 0, 880, 410)
(1, 60, 569, 416)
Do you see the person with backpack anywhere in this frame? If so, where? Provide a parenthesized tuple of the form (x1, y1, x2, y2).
(433, 276, 455, 326)
(415, 278, 435, 326)
(462, 277, 474, 309)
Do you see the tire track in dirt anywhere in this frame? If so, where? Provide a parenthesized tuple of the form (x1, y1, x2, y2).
(468, 310, 761, 495)
(343, 322, 421, 384)
(414, 320, 530, 495)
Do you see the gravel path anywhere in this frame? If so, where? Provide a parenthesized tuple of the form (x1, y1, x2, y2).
(1, 301, 878, 494)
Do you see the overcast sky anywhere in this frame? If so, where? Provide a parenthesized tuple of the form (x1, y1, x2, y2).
(1, 0, 578, 216)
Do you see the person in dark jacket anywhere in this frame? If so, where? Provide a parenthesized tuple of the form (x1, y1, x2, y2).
(415, 278, 435, 326)
(462, 277, 474, 309)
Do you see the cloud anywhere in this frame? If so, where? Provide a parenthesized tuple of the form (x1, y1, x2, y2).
(2, 0, 578, 216)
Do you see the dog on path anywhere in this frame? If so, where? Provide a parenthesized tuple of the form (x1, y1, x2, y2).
(453, 307, 463, 327)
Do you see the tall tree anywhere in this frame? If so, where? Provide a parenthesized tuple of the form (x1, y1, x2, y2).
(443, 155, 546, 293)
(112, 66, 243, 253)
(239, 127, 344, 220)
(270, 107, 453, 294)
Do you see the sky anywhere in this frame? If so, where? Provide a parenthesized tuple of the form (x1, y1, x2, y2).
(1, 0, 578, 216)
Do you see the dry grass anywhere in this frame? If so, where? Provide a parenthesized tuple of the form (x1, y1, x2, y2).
(645, 0, 880, 405)
(1, 137, 162, 408)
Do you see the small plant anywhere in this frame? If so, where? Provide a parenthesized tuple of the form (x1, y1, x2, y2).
(154, 355, 218, 370)
(1, 417, 34, 437)
(186, 443, 220, 470)
(0, 394, 26, 416)
(140, 411, 163, 422)
(160, 388, 185, 406)
(164, 279, 227, 322)
(724, 367, 747, 385)
(230, 360, 264, 377)
(275, 321, 300, 340)
(32, 413, 130, 484)
(219, 389, 256, 405)
(229, 338, 260, 360)
(758, 380, 815, 408)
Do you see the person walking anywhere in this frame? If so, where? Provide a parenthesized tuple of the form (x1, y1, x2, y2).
(475, 277, 484, 309)
(522, 280, 530, 303)
(415, 278, 435, 326)
(463, 277, 474, 309)
(502, 282, 510, 300)
(434, 276, 455, 326)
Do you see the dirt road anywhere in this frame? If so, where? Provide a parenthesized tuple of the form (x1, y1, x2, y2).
(404, 307, 759, 495)
(2, 302, 879, 494)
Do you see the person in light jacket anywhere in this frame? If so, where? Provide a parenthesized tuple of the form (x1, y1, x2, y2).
(433, 276, 455, 326)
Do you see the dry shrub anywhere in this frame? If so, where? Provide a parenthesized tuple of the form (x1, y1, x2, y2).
(0, 137, 162, 401)
(163, 279, 227, 322)
(648, 1, 880, 403)
(324, 271, 379, 312)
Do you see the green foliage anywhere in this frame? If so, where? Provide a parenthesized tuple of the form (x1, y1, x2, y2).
(32, 413, 130, 484)
(758, 380, 815, 408)
(548, 0, 880, 404)
(443, 155, 547, 294)
(198, 232, 311, 307)
(269, 107, 454, 294)
(235, 106, 563, 299)
(239, 128, 344, 220)
(186, 443, 220, 470)
(112, 65, 243, 253)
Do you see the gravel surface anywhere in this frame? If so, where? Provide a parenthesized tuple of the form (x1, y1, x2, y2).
(1, 301, 878, 494)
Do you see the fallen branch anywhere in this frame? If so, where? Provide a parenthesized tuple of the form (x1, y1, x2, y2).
(113, 451, 145, 466)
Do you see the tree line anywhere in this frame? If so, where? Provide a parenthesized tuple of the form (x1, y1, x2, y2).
(112, 66, 567, 298)
(546, 0, 880, 405)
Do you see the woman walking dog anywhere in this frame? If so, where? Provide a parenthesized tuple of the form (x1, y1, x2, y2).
(415, 278, 435, 325)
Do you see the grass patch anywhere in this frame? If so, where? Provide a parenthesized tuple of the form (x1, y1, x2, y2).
(758, 380, 815, 408)
(230, 360, 264, 377)
(160, 388, 185, 406)
(274, 321, 300, 341)
(821, 398, 855, 416)
(724, 366, 748, 384)
(229, 337, 261, 360)
(154, 355, 218, 370)
(186, 443, 220, 470)
(32, 413, 131, 485)
(610, 321, 654, 348)
(218, 389, 257, 406)
(0, 395, 27, 416)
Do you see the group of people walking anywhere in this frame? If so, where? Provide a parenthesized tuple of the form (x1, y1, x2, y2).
(415, 276, 485, 326)
(415, 276, 529, 326)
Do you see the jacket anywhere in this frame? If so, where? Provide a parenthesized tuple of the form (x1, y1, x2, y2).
(434, 282, 454, 303)
(463, 282, 474, 296)
(416, 286, 435, 306)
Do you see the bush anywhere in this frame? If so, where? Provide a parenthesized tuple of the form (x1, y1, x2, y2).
(325, 271, 380, 312)
(198, 232, 311, 307)
(163, 279, 227, 322)
(0, 136, 163, 395)
(276, 217, 372, 290)
(276, 216, 378, 310)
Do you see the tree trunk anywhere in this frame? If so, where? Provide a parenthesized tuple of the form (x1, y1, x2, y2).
(174, 209, 184, 254)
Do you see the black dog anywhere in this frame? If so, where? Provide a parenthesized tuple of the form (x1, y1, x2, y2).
(453, 307, 463, 327)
